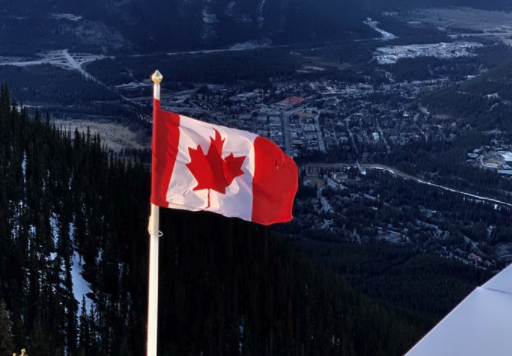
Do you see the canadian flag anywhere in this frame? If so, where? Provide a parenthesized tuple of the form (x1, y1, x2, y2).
(151, 98, 298, 226)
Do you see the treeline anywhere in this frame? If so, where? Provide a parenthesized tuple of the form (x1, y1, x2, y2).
(0, 84, 434, 356)
(0, 65, 117, 105)
(89, 50, 304, 85)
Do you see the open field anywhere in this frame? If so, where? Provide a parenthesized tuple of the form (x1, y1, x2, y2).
(53, 119, 149, 152)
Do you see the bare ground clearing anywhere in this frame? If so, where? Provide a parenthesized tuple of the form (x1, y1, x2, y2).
(53, 119, 149, 152)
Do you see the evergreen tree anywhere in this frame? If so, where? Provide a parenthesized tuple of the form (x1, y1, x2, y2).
(0, 300, 14, 356)
(29, 318, 50, 356)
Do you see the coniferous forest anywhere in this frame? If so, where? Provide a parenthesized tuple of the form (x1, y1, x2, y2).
(0, 84, 491, 356)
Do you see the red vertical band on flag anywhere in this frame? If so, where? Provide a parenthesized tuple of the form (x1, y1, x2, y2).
(252, 136, 298, 225)
(151, 99, 180, 207)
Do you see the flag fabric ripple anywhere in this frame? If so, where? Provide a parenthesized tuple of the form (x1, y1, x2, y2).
(151, 99, 298, 226)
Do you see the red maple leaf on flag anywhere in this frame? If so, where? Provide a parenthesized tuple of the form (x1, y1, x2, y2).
(186, 129, 246, 208)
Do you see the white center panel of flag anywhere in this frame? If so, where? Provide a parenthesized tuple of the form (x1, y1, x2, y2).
(166, 115, 257, 221)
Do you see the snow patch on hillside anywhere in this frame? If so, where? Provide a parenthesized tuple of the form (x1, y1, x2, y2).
(72, 253, 92, 308)
(22, 152, 26, 183)
(69, 222, 92, 309)
(50, 213, 58, 261)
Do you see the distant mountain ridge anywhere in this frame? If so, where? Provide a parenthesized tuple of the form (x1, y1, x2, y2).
(2, 0, 375, 53)
(2, 0, 511, 54)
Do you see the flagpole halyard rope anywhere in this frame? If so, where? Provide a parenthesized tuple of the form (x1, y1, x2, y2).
(147, 70, 163, 356)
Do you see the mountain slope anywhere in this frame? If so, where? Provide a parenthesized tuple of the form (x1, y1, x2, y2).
(1, 0, 375, 53)
(2, 0, 511, 54)
(421, 59, 512, 130)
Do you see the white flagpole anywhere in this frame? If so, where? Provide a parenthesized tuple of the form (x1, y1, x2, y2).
(147, 70, 163, 356)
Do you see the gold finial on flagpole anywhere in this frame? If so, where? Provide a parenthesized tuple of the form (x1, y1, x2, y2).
(151, 70, 163, 85)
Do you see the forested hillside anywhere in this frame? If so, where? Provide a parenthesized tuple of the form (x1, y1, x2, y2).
(421, 58, 512, 130)
(293, 235, 494, 319)
(0, 84, 440, 356)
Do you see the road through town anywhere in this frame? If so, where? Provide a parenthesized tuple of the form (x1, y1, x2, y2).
(302, 162, 512, 209)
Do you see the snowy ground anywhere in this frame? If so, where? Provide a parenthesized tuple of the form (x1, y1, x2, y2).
(49, 214, 92, 309)
(70, 223, 93, 310)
